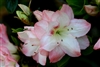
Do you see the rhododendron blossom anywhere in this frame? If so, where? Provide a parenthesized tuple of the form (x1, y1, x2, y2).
(0, 24, 19, 61)
(33, 4, 91, 63)
(0, 45, 19, 67)
(17, 26, 47, 65)
(93, 38, 100, 50)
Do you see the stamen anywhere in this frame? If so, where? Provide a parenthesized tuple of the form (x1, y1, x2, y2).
(61, 39, 63, 42)
(71, 28, 73, 30)
(57, 42, 59, 44)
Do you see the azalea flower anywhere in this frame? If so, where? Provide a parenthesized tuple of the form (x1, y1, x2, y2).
(17, 26, 47, 65)
(0, 45, 19, 67)
(0, 24, 20, 61)
(93, 38, 100, 50)
(33, 4, 91, 63)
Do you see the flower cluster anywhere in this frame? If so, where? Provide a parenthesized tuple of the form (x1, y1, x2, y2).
(0, 24, 19, 67)
(1, 2, 100, 67)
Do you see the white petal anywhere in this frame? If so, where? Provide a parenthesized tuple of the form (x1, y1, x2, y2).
(41, 35, 58, 51)
(24, 26, 34, 31)
(34, 20, 49, 39)
(77, 35, 89, 50)
(57, 12, 70, 27)
(60, 4, 74, 19)
(33, 10, 43, 21)
(29, 38, 40, 46)
(17, 31, 36, 42)
(42, 10, 54, 21)
(67, 19, 91, 37)
(60, 34, 81, 57)
(6, 42, 17, 54)
(21, 40, 39, 56)
(17, 31, 29, 42)
(33, 52, 47, 65)
(49, 46, 65, 63)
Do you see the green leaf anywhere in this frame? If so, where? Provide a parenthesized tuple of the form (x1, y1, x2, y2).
(11, 35, 20, 45)
(82, 45, 94, 56)
(57, 55, 70, 67)
(66, 0, 88, 16)
(87, 35, 93, 43)
(12, 28, 23, 33)
(83, 14, 90, 20)
(18, 4, 31, 15)
(6, 0, 18, 13)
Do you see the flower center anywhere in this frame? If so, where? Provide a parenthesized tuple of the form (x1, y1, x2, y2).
(56, 30, 61, 35)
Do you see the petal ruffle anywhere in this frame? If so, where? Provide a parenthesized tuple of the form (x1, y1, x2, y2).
(42, 10, 54, 21)
(67, 19, 91, 37)
(33, 10, 54, 21)
(34, 20, 48, 39)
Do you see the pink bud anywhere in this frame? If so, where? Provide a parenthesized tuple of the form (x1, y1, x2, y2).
(84, 5, 99, 16)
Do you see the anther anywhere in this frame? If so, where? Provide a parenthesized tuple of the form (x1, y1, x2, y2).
(71, 28, 73, 30)
(32, 45, 34, 46)
(57, 42, 59, 44)
(61, 39, 63, 42)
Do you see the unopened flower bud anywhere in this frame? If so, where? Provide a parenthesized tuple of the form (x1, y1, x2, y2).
(84, 5, 99, 16)
(16, 11, 30, 25)
(18, 4, 31, 16)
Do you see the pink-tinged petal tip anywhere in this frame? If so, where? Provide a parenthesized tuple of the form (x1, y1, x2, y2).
(93, 38, 100, 50)
(74, 51, 81, 57)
